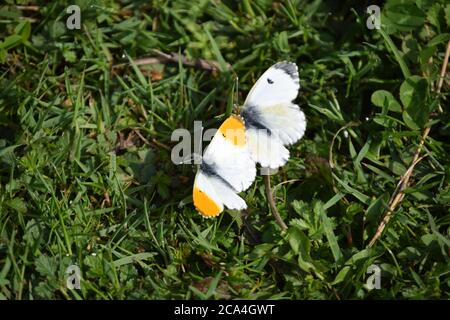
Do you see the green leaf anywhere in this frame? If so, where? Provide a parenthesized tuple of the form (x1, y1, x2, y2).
(346, 248, 376, 264)
(309, 103, 342, 122)
(378, 28, 411, 78)
(427, 33, 450, 47)
(402, 111, 420, 130)
(332, 173, 370, 204)
(400, 76, 427, 108)
(23, 219, 42, 247)
(63, 50, 77, 63)
(205, 271, 222, 298)
(112, 252, 156, 267)
(249, 243, 275, 259)
(320, 206, 343, 263)
(332, 266, 351, 285)
(35, 255, 58, 278)
(426, 3, 445, 31)
(398, 246, 421, 260)
(383, 0, 426, 32)
(371, 90, 402, 112)
(126, 53, 148, 89)
(419, 46, 437, 66)
(205, 29, 229, 72)
(287, 226, 305, 255)
(273, 31, 290, 53)
(427, 211, 450, 248)
(5, 198, 27, 214)
(0, 34, 22, 51)
(0, 49, 6, 63)
(415, 0, 435, 11)
(14, 20, 31, 41)
(189, 285, 208, 300)
(0, 144, 21, 165)
(445, 4, 450, 27)
(297, 255, 316, 273)
(323, 192, 345, 210)
(400, 76, 429, 129)
(366, 194, 389, 224)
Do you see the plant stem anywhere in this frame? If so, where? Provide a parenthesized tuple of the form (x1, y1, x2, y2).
(264, 174, 288, 231)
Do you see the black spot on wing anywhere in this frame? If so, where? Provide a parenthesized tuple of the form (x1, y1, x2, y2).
(273, 61, 298, 81)
(267, 78, 274, 84)
(241, 105, 271, 135)
(200, 161, 237, 192)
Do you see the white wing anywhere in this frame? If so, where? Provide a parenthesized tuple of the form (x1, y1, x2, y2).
(241, 62, 306, 168)
(245, 127, 289, 169)
(193, 171, 224, 217)
(202, 117, 256, 192)
(206, 175, 247, 210)
(243, 61, 300, 107)
(194, 170, 246, 216)
(203, 132, 255, 192)
(193, 116, 256, 217)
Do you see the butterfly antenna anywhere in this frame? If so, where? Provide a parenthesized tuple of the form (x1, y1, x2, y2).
(179, 153, 202, 165)
(178, 155, 193, 165)
(236, 76, 239, 105)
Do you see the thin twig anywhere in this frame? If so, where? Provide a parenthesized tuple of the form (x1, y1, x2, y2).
(437, 41, 450, 93)
(368, 155, 426, 247)
(134, 129, 171, 151)
(368, 40, 450, 248)
(264, 174, 288, 231)
(113, 50, 230, 72)
(15, 5, 39, 11)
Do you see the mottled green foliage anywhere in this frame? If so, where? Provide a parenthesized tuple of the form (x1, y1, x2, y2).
(0, 0, 449, 300)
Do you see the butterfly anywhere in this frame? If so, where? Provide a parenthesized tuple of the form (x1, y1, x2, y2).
(193, 61, 306, 217)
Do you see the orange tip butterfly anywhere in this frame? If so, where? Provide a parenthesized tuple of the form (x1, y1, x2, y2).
(193, 61, 306, 217)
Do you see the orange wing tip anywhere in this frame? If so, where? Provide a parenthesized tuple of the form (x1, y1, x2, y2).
(218, 115, 247, 147)
(193, 187, 222, 218)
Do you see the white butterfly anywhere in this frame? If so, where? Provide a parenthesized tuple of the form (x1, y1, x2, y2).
(193, 62, 305, 217)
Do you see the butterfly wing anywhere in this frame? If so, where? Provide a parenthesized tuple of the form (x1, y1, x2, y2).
(202, 115, 256, 192)
(193, 171, 224, 217)
(241, 62, 306, 168)
(244, 61, 300, 107)
(245, 126, 290, 169)
(193, 115, 256, 217)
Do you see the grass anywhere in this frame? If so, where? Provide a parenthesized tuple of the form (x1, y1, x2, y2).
(0, 0, 449, 299)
